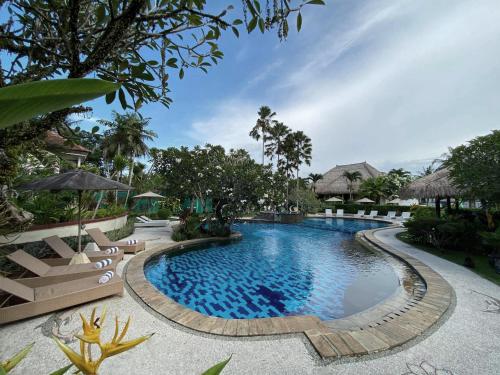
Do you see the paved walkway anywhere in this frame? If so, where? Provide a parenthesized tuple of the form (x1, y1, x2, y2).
(1, 227, 499, 374)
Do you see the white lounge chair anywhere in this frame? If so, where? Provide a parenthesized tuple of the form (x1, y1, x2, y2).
(385, 211, 396, 220)
(398, 212, 411, 221)
(336, 209, 344, 217)
(135, 215, 168, 227)
(366, 210, 378, 218)
(355, 210, 365, 217)
(325, 209, 333, 217)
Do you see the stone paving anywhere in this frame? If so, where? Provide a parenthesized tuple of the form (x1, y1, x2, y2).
(1, 226, 499, 374)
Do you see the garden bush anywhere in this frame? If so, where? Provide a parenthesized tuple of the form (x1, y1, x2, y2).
(405, 216, 482, 253)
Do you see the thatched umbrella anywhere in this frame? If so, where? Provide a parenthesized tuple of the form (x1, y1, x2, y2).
(19, 170, 131, 263)
(325, 197, 343, 202)
(400, 168, 459, 216)
(132, 191, 165, 214)
(356, 197, 375, 204)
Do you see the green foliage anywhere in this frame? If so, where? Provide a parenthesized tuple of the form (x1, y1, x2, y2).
(155, 208, 172, 220)
(404, 215, 481, 252)
(0, 342, 33, 373)
(358, 169, 413, 203)
(290, 186, 322, 213)
(410, 206, 436, 220)
(151, 145, 275, 221)
(0, 79, 119, 128)
(2, 1, 322, 112)
(202, 356, 232, 375)
(91, 204, 127, 219)
(444, 130, 500, 207)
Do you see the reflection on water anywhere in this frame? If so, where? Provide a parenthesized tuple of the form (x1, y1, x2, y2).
(145, 219, 407, 320)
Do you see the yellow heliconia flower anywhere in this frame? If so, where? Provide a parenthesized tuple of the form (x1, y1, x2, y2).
(100, 316, 153, 358)
(53, 306, 153, 375)
(53, 336, 99, 375)
(75, 307, 107, 344)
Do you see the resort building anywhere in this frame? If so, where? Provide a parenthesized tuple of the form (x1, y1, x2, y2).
(314, 161, 383, 200)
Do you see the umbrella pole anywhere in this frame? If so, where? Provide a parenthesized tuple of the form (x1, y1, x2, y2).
(77, 190, 82, 253)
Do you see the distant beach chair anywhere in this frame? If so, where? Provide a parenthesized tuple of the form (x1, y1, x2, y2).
(336, 209, 344, 217)
(385, 211, 397, 220)
(86, 228, 145, 254)
(0, 273, 123, 324)
(135, 216, 169, 227)
(43, 236, 123, 265)
(325, 209, 333, 217)
(366, 210, 378, 218)
(398, 212, 412, 221)
(6, 250, 115, 281)
(355, 210, 365, 217)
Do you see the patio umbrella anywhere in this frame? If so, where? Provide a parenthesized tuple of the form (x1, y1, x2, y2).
(387, 198, 401, 205)
(355, 197, 375, 204)
(325, 197, 343, 202)
(19, 169, 131, 264)
(132, 191, 165, 214)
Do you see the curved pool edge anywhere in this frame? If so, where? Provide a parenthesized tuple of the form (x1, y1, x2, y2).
(125, 226, 453, 360)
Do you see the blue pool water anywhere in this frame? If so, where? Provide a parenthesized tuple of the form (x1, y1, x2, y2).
(145, 218, 400, 320)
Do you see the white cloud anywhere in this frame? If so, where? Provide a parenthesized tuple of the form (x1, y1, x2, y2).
(187, 0, 500, 175)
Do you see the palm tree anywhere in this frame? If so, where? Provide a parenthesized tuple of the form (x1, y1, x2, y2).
(307, 173, 323, 192)
(249, 106, 276, 165)
(359, 176, 387, 204)
(100, 112, 157, 205)
(284, 131, 312, 210)
(265, 121, 290, 169)
(343, 170, 362, 201)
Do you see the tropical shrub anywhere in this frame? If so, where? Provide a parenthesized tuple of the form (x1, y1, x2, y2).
(405, 216, 482, 252)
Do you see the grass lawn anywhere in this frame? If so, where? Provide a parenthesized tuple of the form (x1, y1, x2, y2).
(396, 231, 500, 286)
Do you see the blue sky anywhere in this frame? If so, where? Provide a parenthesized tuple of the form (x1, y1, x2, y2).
(51, 1, 500, 174)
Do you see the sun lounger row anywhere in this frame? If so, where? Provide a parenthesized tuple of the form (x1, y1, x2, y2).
(135, 215, 169, 227)
(325, 209, 411, 220)
(0, 229, 146, 324)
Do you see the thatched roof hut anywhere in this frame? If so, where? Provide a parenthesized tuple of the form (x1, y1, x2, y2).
(315, 162, 383, 196)
(400, 168, 459, 199)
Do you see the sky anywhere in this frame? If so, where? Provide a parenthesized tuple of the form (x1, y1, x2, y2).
(75, 0, 500, 176)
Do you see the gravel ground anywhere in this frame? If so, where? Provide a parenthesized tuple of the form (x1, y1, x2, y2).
(1, 227, 499, 374)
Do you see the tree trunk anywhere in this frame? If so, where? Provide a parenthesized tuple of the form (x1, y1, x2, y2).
(92, 191, 104, 219)
(446, 196, 451, 212)
(296, 168, 300, 211)
(124, 159, 134, 207)
(262, 137, 265, 165)
(435, 195, 441, 217)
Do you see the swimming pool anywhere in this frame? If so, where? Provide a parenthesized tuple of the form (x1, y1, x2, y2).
(144, 218, 403, 320)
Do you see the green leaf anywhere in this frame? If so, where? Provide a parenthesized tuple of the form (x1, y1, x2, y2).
(91, 126, 99, 134)
(179, 68, 185, 79)
(232, 19, 243, 25)
(231, 27, 239, 37)
(0, 79, 120, 129)
(0, 366, 6, 375)
(247, 17, 257, 33)
(307, 0, 325, 4)
(48, 364, 73, 375)
(201, 356, 231, 375)
(118, 87, 127, 110)
(297, 12, 302, 32)
(105, 90, 116, 104)
(258, 18, 265, 33)
(1, 342, 34, 373)
(166, 58, 178, 68)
